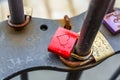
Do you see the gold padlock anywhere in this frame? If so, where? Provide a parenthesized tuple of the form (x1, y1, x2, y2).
(92, 32, 114, 62)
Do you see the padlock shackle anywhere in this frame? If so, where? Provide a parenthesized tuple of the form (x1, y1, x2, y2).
(8, 0, 25, 24)
(75, 0, 115, 56)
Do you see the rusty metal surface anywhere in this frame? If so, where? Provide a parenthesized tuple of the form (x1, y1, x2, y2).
(7, 7, 32, 31)
(0, 13, 120, 80)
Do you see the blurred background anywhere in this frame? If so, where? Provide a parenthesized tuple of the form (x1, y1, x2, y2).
(0, 0, 120, 21)
(0, 0, 120, 80)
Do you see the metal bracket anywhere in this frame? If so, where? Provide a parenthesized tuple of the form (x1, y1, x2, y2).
(0, 12, 120, 80)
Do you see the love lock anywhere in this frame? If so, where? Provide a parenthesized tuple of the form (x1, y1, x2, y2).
(48, 27, 78, 59)
(103, 10, 120, 34)
(1, 0, 120, 80)
(48, 27, 115, 67)
(1, 12, 120, 80)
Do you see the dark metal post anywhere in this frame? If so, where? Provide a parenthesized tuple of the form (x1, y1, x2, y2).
(107, 0, 115, 13)
(75, 0, 114, 56)
(66, 71, 83, 80)
(110, 66, 120, 80)
(8, 0, 25, 24)
(20, 73, 29, 80)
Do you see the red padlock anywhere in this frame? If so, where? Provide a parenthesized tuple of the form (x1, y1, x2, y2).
(48, 27, 78, 59)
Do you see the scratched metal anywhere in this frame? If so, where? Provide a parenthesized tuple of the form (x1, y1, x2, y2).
(0, 13, 120, 80)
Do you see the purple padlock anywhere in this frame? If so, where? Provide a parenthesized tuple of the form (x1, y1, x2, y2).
(103, 10, 120, 34)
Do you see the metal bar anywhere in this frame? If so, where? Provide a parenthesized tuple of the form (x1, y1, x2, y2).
(20, 73, 29, 80)
(8, 0, 25, 24)
(66, 71, 83, 80)
(107, 0, 115, 13)
(75, 0, 114, 56)
(110, 66, 120, 80)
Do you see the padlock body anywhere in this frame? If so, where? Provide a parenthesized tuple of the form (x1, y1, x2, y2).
(103, 10, 120, 34)
(48, 27, 78, 59)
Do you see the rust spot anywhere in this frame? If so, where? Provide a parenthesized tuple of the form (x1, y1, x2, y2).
(59, 56, 94, 68)
(8, 15, 31, 31)
(64, 15, 71, 30)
